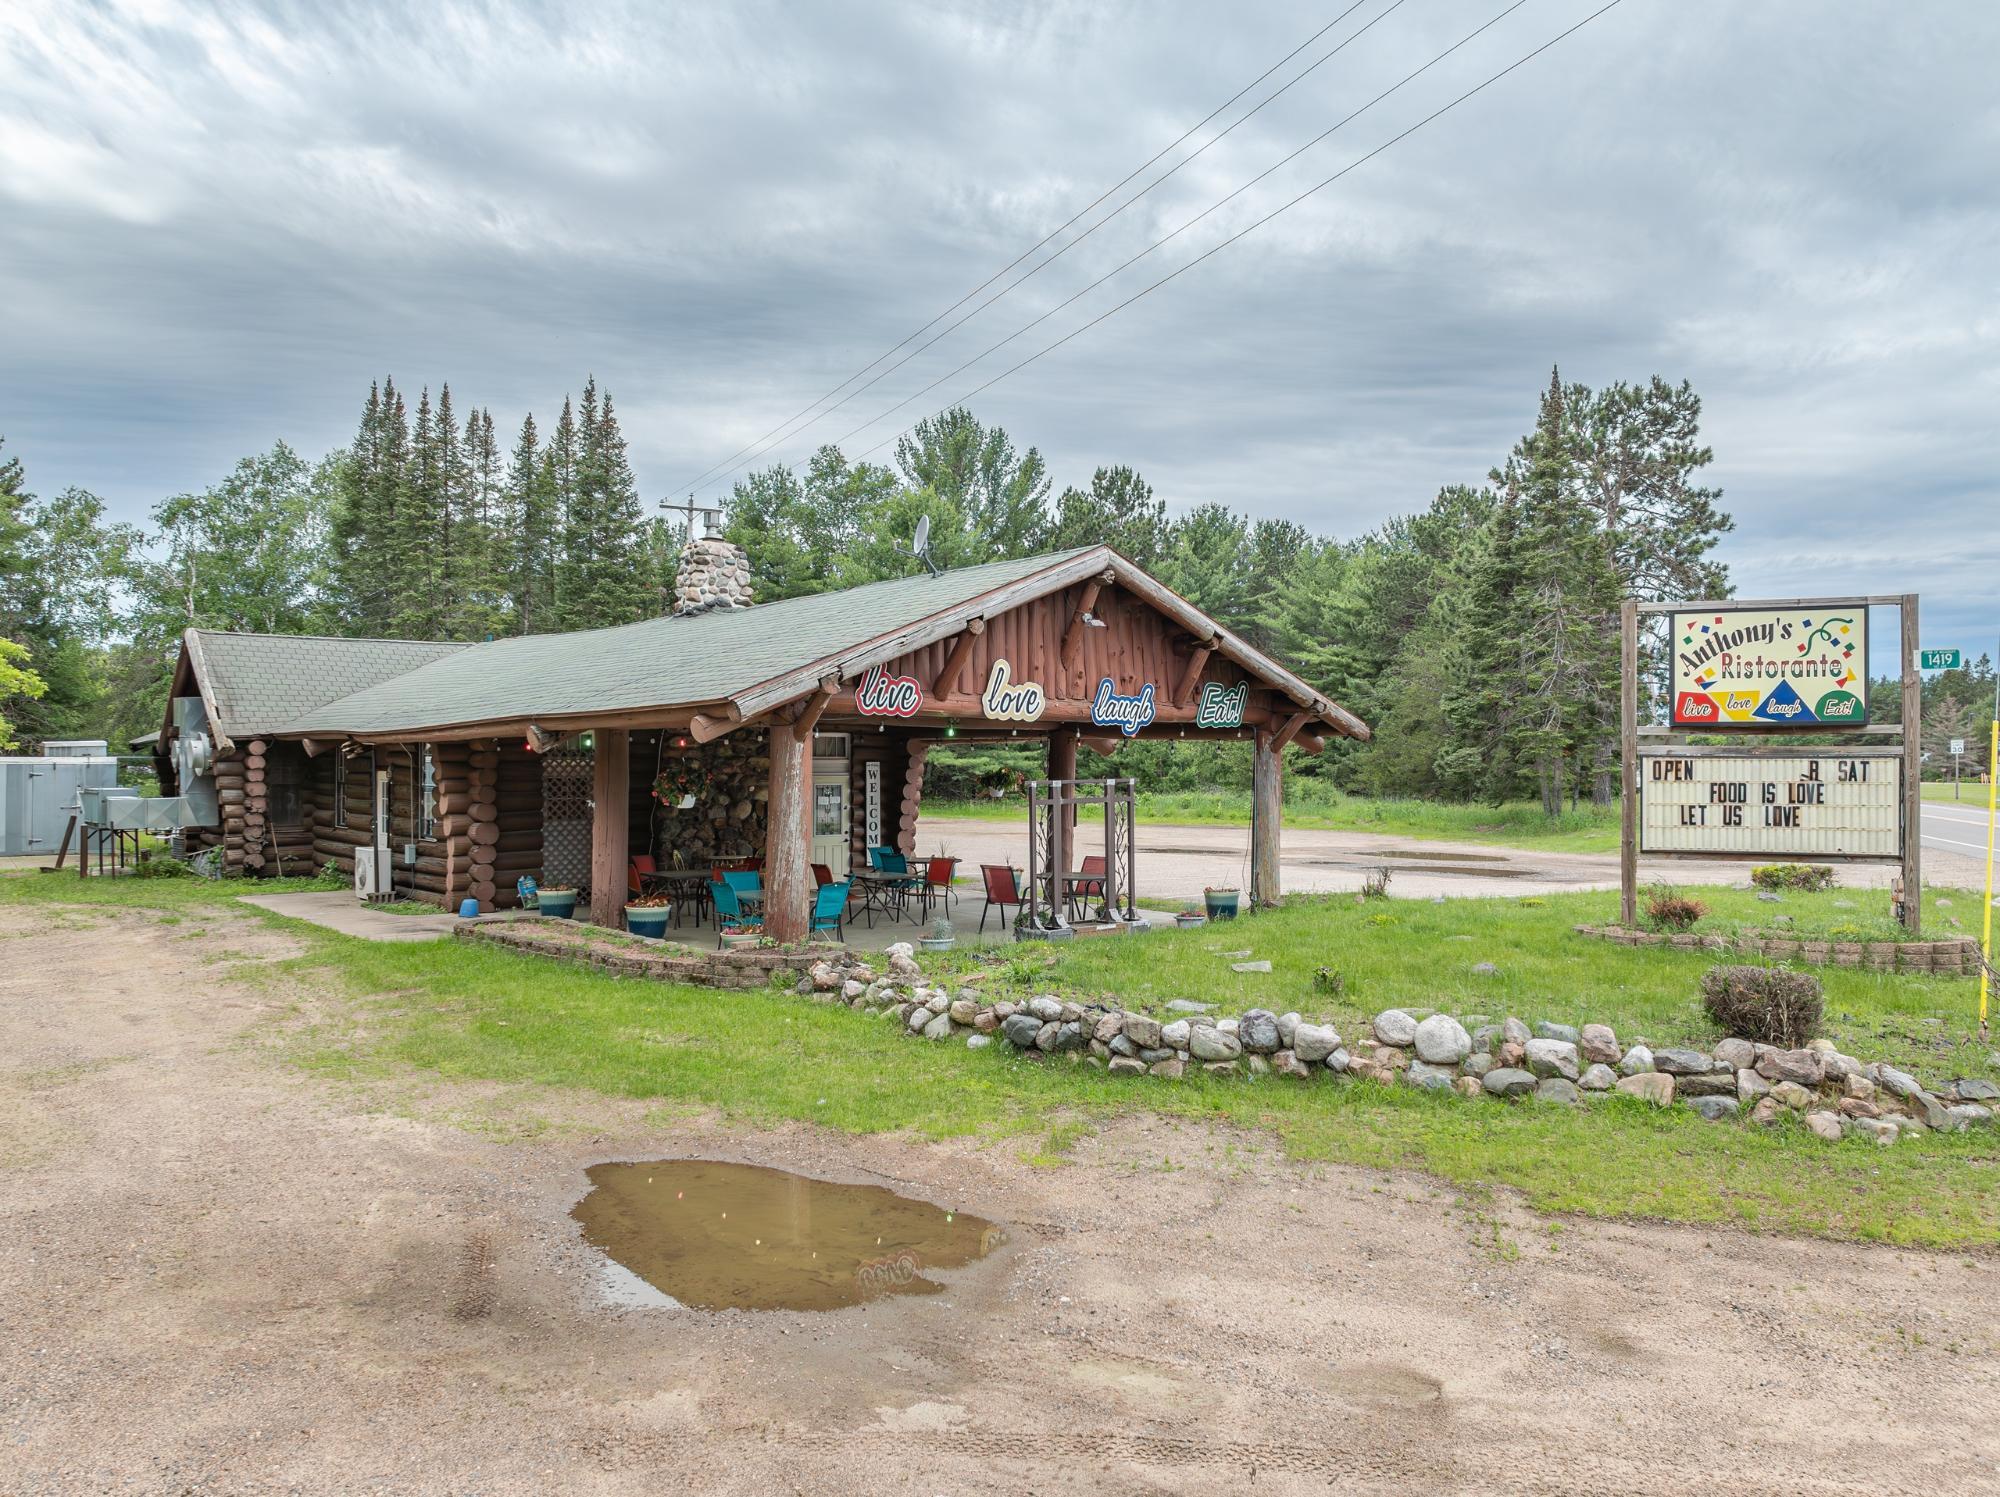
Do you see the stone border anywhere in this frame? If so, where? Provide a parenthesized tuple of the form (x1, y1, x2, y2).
(455, 916, 837, 990)
(1572, 924, 1982, 975)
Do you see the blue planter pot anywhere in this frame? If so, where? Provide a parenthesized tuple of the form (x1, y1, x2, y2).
(625, 905, 672, 940)
(537, 890, 578, 920)
(1204, 892, 1241, 920)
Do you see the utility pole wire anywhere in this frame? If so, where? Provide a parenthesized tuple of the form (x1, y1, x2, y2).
(842, 0, 1629, 471)
(783, 0, 1542, 476)
(683, 0, 1407, 496)
(667, 3, 1380, 497)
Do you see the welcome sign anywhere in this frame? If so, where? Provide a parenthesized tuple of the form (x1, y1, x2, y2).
(1669, 607, 1867, 729)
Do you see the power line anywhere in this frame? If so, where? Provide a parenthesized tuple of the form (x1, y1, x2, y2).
(667, 3, 1382, 497)
(744, 0, 1547, 483)
(688, 0, 1417, 495)
(843, 0, 1627, 470)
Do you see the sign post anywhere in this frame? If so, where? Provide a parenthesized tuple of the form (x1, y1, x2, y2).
(1623, 594, 1921, 933)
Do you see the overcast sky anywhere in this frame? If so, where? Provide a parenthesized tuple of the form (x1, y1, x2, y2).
(2, 0, 1995, 665)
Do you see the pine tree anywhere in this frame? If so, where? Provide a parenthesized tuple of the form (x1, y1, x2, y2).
(555, 382, 650, 628)
(503, 413, 558, 633)
(541, 396, 580, 627)
(390, 386, 445, 637)
(455, 406, 503, 635)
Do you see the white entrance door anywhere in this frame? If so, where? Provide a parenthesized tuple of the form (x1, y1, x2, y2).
(811, 737, 851, 877)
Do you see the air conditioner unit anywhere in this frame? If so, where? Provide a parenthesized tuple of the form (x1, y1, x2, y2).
(354, 848, 392, 902)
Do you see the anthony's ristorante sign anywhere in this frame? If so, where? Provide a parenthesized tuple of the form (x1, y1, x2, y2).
(1670, 606, 1866, 729)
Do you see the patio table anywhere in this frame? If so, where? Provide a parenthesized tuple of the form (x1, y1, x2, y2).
(853, 869, 918, 928)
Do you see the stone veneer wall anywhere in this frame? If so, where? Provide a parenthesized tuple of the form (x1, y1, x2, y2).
(646, 732, 770, 867)
(672, 535, 754, 615)
(1573, 924, 1983, 975)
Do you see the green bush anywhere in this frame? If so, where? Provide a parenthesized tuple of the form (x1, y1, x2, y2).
(130, 855, 194, 880)
(1699, 963, 1824, 1047)
(1750, 864, 1835, 892)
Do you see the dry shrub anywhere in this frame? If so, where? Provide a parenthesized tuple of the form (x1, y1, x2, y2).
(1699, 964, 1824, 1047)
(1643, 889, 1708, 932)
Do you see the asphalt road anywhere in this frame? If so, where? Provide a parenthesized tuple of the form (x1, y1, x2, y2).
(1922, 796, 1999, 870)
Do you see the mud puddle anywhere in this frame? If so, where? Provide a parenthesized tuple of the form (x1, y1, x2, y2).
(571, 1159, 1006, 1312)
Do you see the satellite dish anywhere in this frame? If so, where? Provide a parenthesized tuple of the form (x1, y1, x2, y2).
(909, 514, 941, 576)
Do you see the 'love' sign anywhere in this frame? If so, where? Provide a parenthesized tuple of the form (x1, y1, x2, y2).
(981, 659, 1045, 722)
(855, 664, 923, 718)
(1091, 678, 1156, 737)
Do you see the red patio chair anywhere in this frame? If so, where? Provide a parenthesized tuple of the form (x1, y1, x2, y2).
(915, 856, 958, 921)
(628, 854, 658, 898)
(979, 863, 1025, 934)
(1068, 855, 1106, 920)
(811, 862, 834, 887)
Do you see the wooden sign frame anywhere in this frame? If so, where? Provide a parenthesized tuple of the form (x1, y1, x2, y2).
(1620, 594, 1922, 933)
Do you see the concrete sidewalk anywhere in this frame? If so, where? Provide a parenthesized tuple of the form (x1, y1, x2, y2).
(237, 890, 491, 941)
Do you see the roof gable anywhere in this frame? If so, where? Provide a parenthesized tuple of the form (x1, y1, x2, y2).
(186, 630, 470, 742)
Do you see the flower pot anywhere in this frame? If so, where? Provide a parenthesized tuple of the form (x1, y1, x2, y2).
(919, 935, 955, 952)
(1174, 913, 1206, 928)
(537, 890, 578, 920)
(1204, 891, 1241, 920)
(625, 905, 672, 940)
(719, 931, 759, 951)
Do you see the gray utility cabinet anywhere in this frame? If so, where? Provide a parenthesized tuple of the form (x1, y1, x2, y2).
(0, 755, 121, 856)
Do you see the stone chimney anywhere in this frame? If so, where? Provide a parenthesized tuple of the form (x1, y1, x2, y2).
(672, 531, 754, 616)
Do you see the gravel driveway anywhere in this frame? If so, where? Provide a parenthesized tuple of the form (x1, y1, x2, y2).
(3, 901, 1996, 1494)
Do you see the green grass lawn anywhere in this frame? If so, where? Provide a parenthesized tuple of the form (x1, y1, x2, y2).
(4, 869, 1996, 1249)
(925, 787, 1622, 853)
(1923, 779, 1997, 805)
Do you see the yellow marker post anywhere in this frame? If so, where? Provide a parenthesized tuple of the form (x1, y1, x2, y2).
(1981, 717, 1998, 1039)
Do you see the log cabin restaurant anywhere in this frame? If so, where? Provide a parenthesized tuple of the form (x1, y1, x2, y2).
(155, 536, 1368, 941)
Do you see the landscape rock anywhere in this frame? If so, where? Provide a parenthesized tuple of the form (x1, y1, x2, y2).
(1579, 1024, 1621, 1065)
(1804, 1111, 1845, 1141)
(1231, 960, 1273, 973)
(1770, 1080, 1813, 1110)
(1579, 1063, 1617, 1092)
(1952, 1078, 2000, 1102)
(1190, 1027, 1243, 1063)
(1535, 1078, 1580, 1105)
(1842, 1073, 1875, 1101)
(1618, 1045, 1655, 1077)
(1748, 1096, 1783, 1126)
(1876, 1065, 1922, 1100)
(1502, 1017, 1532, 1048)
(1238, 1010, 1282, 1054)
(1686, 1096, 1739, 1121)
(1534, 1021, 1581, 1045)
(1292, 1023, 1341, 1064)
(1837, 1097, 1883, 1120)
(1908, 1091, 1952, 1130)
(1149, 1059, 1185, 1079)
(1737, 1069, 1772, 1103)
(904, 1006, 932, 1033)
(920, 1012, 953, 1041)
(1405, 1060, 1457, 1092)
(1165, 999, 1214, 1014)
(1482, 1067, 1538, 1099)
(1678, 1071, 1737, 1098)
(965, 1033, 991, 1050)
(1373, 1009, 1419, 1047)
(1028, 995, 1064, 1023)
(1276, 1012, 1302, 1049)
(1122, 1014, 1163, 1049)
(1945, 1104, 1994, 1129)
(1107, 1056, 1147, 1076)
(1324, 1047, 1352, 1073)
(1200, 1061, 1241, 1077)
(1001, 1014, 1043, 1049)
(1615, 1072, 1675, 1106)
(1472, 1024, 1504, 1054)
(1850, 1116, 1898, 1145)
(1160, 1019, 1191, 1048)
(1244, 1054, 1271, 1076)
(1093, 1012, 1123, 1045)
(1035, 1021, 1063, 1052)
(1524, 1038, 1581, 1081)
(1471, 962, 1501, 977)
(949, 999, 980, 1026)
(1271, 1050, 1312, 1079)
(1108, 1033, 1138, 1058)
(1461, 1053, 1495, 1079)
(1712, 1037, 1757, 1071)
(1496, 1041, 1526, 1069)
(1414, 1015, 1473, 1066)
(1654, 1047, 1714, 1076)
(1452, 1076, 1485, 1099)
(1755, 1049, 1825, 1087)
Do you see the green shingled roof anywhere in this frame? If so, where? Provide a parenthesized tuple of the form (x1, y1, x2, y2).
(277, 549, 1101, 736)
(187, 630, 470, 738)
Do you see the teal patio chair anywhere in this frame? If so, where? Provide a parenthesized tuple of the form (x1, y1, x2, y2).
(709, 878, 763, 947)
(809, 879, 852, 941)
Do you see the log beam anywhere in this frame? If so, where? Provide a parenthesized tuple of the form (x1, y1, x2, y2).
(764, 719, 812, 943)
(588, 729, 631, 927)
(793, 676, 839, 738)
(690, 704, 747, 744)
(932, 618, 986, 697)
(1060, 581, 1104, 671)
(1250, 727, 1283, 908)
(1173, 639, 1219, 708)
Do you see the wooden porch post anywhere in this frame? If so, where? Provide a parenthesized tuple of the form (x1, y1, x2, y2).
(1250, 728, 1282, 906)
(766, 719, 813, 942)
(1047, 730, 1077, 890)
(588, 729, 631, 927)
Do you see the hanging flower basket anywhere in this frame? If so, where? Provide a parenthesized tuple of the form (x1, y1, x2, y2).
(653, 760, 715, 812)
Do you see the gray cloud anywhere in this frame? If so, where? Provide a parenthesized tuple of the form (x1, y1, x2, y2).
(2, 0, 1995, 664)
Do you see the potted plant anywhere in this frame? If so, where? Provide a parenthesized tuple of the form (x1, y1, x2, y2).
(653, 760, 712, 812)
(718, 928, 760, 952)
(536, 884, 578, 920)
(625, 891, 673, 940)
(920, 915, 956, 953)
(1175, 902, 1206, 928)
(1204, 886, 1242, 920)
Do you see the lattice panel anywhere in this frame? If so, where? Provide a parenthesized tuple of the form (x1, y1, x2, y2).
(541, 745, 595, 896)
